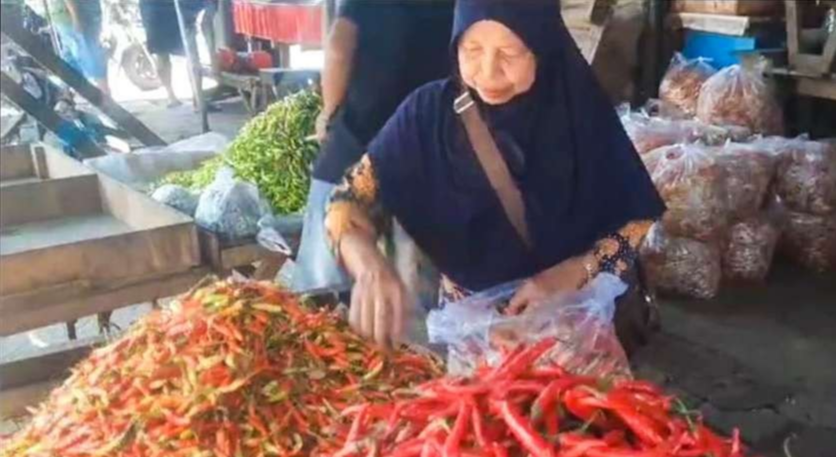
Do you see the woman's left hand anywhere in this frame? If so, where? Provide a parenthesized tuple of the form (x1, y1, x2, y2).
(506, 256, 591, 315)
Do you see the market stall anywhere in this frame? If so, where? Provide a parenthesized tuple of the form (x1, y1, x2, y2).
(211, 0, 326, 114)
(1, 2, 834, 456)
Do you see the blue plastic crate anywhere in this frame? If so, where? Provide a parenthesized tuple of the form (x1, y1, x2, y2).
(682, 31, 782, 68)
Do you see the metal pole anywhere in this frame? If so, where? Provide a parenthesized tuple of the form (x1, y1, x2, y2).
(40, 0, 62, 53)
(174, 0, 210, 133)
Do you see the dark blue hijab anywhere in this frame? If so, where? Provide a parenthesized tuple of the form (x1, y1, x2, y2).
(367, 0, 665, 292)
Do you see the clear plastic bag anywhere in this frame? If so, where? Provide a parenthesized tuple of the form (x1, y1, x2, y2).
(256, 215, 293, 255)
(82, 132, 228, 192)
(722, 215, 781, 283)
(696, 62, 784, 135)
(711, 142, 777, 219)
(151, 184, 200, 217)
(427, 274, 631, 379)
(659, 53, 716, 117)
(621, 109, 751, 155)
(645, 143, 730, 241)
(769, 139, 836, 216)
(621, 112, 700, 154)
(641, 224, 722, 299)
(780, 209, 836, 273)
(690, 121, 752, 146)
(194, 168, 271, 241)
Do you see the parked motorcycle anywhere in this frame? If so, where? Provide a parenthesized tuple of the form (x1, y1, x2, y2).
(101, 0, 162, 91)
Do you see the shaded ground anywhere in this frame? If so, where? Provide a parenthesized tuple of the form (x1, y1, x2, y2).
(633, 262, 836, 457)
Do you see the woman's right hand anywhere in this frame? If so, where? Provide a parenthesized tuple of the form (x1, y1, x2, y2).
(341, 233, 408, 347)
(350, 258, 408, 347)
(315, 109, 333, 144)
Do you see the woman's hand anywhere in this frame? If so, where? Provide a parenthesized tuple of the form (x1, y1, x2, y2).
(341, 233, 408, 347)
(506, 255, 592, 315)
(315, 109, 334, 144)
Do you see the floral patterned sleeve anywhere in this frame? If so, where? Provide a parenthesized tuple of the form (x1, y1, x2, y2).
(325, 155, 390, 258)
(590, 220, 654, 278)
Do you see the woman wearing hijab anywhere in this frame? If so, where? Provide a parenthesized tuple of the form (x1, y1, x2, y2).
(325, 0, 666, 351)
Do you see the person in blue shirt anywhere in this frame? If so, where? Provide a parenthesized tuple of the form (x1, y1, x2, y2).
(293, 0, 455, 295)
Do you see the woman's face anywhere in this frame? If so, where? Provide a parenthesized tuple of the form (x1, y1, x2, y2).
(458, 20, 537, 105)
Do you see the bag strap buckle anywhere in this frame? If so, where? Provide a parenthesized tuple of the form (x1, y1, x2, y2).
(453, 91, 475, 114)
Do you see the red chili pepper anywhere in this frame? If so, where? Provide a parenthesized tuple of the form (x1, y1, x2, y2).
(563, 387, 610, 429)
(471, 403, 489, 448)
(443, 401, 472, 457)
(608, 396, 666, 447)
(487, 338, 556, 382)
(346, 404, 371, 445)
(493, 399, 554, 457)
(544, 407, 560, 437)
(390, 439, 426, 457)
(490, 443, 509, 457)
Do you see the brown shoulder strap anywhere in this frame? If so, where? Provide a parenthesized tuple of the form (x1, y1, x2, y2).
(454, 91, 532, 248)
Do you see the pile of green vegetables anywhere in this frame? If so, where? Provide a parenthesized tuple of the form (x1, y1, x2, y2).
(159, 89, 322, 214)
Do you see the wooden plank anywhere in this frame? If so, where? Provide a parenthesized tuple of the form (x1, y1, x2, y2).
(0, 20, 167, 148)
(673, 0, 784, 16)
(819, 30, 836, 74)
(0, 144, 91, 182)
(0, 224, 201, 298)
(796, 77, 836, 101)
(785, 0, 802, 68)
(252, 256, 286, 281)
(38, 144, 94, 178)
(0, 145, 36, 181)
(0, 267, 211, 336)
(794, 54, 827, 75)
(0, 113, 26, 142)
(0, 335, 105, 390)
(221, 242, 272, 271)
(30, 145, 49, 179)
(0, 175, 102, 228)
(0, 72, 106, 158)
(0, 380, 60, 420)
(667, 12, 780, 36)
(96, 171, 194, 229)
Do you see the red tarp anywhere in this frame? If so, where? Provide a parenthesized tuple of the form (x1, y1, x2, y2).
(232, 1, 323, 46)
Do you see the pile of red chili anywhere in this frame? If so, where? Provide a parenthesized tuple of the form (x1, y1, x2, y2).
(318, 338, 752, 457)
(1, 280, 442, 457)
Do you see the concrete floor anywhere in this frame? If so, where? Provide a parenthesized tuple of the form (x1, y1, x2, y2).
(633, 261, 836, 457)
(123, 94, 250, 144)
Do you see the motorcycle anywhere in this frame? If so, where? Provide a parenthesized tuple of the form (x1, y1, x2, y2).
(101, 0, 162, 92)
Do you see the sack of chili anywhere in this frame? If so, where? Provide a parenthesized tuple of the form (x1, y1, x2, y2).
(641, 223, 723, 299)
(621, 112, 700, 155)
(317, 338, 755, 457)
(779, 209, 836, 273)
(710, 142, 778, 220)
(659, 53, 717, 117)
(644, 143, 731, 242)
(722, 214, 782, 283)
(0, 280, 443, 457)
(696, 62, 784, 135)
(761, 137, 836, 216)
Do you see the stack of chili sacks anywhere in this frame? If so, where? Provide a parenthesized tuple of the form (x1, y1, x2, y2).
(0, 280, 443, 457)
(756, 136, 836, 273)
(318, 338, 754, 457)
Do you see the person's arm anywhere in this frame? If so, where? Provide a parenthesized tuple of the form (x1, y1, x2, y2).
(317, 17, 359, 142)
(325, 155, 407, 347)
(507, 220, 654, 313)
(63, 0, 81, 30)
